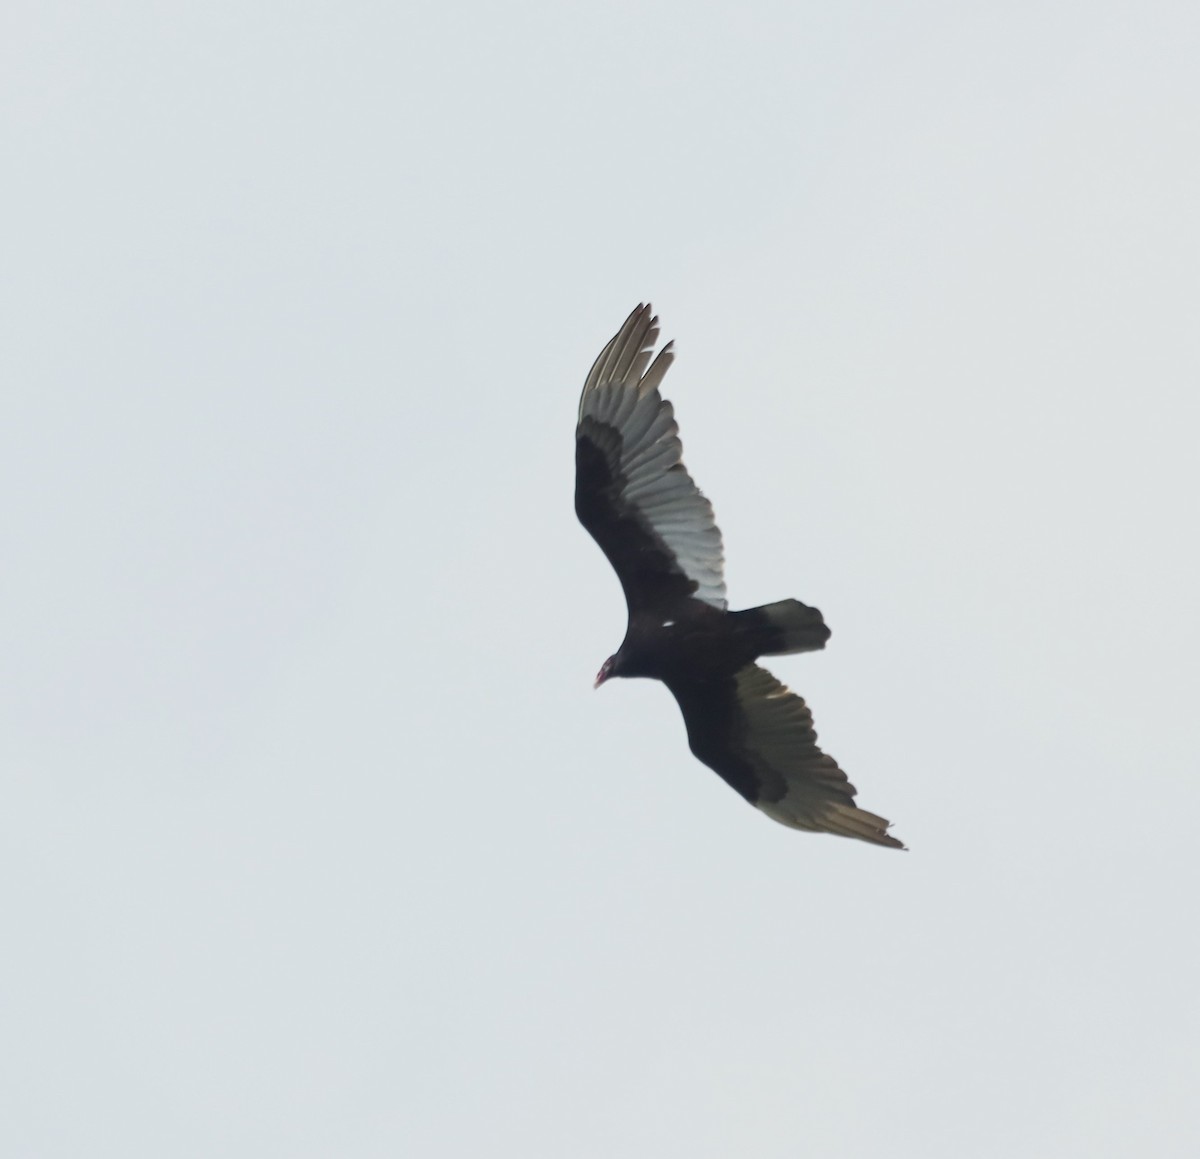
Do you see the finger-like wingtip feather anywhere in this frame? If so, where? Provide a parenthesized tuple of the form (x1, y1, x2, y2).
(581, 303, 657, 404)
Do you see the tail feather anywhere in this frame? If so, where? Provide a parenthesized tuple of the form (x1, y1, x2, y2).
(738, 598, 831, 656)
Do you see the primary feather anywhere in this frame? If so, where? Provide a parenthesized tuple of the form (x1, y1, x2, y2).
(575, 304, 904, 850)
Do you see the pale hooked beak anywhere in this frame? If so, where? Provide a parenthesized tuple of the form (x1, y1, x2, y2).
(593, 658, 613, 689)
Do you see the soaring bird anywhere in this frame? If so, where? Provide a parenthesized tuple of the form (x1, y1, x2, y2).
(576, 304, 903, 849)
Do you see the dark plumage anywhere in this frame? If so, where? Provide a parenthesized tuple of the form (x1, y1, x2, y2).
(576, 304, 903, 849)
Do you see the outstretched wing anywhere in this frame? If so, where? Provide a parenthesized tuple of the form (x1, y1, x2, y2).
(575, 304, 726, 615)
(666, 663, 904, 848)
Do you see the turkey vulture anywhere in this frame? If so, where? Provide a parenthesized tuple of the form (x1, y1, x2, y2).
(576, 304, 904, 849)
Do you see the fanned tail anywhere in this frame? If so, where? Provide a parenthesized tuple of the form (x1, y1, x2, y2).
(737, 598, 831, 656)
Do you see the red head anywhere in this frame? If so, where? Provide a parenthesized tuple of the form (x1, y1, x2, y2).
(594, 655, 616, 689)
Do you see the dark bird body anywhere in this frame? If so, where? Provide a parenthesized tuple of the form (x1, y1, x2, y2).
(576, 304, 903, 849)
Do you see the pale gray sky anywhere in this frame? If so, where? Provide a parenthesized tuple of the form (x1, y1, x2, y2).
(3, 2, 1199, 1156)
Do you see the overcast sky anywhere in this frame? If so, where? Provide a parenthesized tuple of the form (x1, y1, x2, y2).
(3, 2, 1199, 1156)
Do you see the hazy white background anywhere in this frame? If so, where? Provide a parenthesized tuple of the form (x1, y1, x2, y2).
(3, 2, 1198, 1155)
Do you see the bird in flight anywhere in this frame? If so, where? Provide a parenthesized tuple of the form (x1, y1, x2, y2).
(576, 304, 903, 849)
